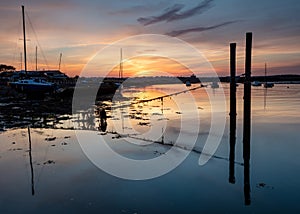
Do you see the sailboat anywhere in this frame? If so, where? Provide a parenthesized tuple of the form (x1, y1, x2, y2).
(115, 48, 124, 88)
(263, 63, 274, 88)
(9, 6, 54, 94)
(95, 49, 124, 97)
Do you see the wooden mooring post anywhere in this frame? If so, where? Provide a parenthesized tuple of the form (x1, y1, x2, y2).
(229, 43, 237, 184)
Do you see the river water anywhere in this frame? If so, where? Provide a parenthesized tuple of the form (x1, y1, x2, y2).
(0, 83, 299, 213)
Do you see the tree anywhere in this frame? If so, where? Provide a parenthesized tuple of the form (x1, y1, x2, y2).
(0, 64, 16, 71)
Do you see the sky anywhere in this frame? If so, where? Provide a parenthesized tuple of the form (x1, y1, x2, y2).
(0, 0, 299, 77)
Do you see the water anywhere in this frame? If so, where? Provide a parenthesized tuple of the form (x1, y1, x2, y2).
(0, 83, 300, 213)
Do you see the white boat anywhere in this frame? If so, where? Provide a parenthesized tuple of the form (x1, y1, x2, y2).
(251, 81, 262, 87)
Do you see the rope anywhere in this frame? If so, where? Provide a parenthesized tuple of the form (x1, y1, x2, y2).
(10, 14, 22, 70)
(26, 12, 49, 70)
(110, 132, 244, 166)
(110, 86, 203, 110)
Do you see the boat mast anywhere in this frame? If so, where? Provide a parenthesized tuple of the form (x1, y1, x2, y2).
(264, 62, 267, 84)
(119, 48, 123, 79)
(58, 53, 62, 71)
(22, 5, 27, 76)
(20, 52, 22, 71)
(35, 46, 37, 71)
(27, 126, 35, 195)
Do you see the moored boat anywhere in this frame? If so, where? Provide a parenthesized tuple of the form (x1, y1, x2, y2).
(263, 63, 274, 88)
(8, 6, 55, 96)
(251, 81, 262, 86)
(9, 78, 54, 93)
(263, 82, 274, 88)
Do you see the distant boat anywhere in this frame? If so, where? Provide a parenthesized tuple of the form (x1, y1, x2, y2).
(8, 6, 54, 95)
(114, 48, 124, 92)
(185, 81, 191, 87)
(264, 82, 274, 88)
(263, 63, 274, 88)
(251, 81, 262, 87)
(211, 81, 219, 88)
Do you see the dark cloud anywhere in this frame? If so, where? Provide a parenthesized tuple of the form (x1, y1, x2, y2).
(110, 5, 157, 15)
(137, 0, 214, 26)
(137, 4, 184, 26)
(167, 0, 214, 22)
(109, 2, 169, 15)
(166, 21, 238, 37)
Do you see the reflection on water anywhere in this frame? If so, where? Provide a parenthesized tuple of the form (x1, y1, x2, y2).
(1, 83, 300, 213)
(27, 127, 35, 196)
(264, 87, 267, 110)
(244, 157, 251, 205)
(1, 83, 299, 131)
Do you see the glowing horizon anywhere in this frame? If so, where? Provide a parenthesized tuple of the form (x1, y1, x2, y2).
(0, 1, 299, 77)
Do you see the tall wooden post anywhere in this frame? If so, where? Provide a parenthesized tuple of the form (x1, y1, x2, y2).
(229, 43, 237, 184)
(243, 32, 252, 205)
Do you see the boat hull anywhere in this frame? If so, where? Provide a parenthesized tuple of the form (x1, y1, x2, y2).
(263, 82, 274, 88)
(9, 82, 55, 94)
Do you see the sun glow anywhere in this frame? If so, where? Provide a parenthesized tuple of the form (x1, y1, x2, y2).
(107, 56, 193, 78)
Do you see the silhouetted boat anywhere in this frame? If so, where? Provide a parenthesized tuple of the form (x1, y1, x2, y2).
(9, 78, 54, 93)
(264, 82, 274, 88)
(8, 6, 55, 95)
(115, 48, 124, 91)
(263, 63, 274, 88)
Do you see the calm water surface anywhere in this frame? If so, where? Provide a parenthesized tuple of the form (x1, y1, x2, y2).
(0, 83, 299, 213)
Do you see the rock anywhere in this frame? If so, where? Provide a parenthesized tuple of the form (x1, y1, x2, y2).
(45, 137, 56, 141)
(256, 182, 274, 189)
(258, 183, 266, 187)
(43, 160, 55, 165)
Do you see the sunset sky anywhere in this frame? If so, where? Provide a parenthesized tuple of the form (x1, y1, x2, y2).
(0, 0, 299, 77)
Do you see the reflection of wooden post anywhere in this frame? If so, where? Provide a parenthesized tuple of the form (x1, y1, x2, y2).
(243, 32, 252, 205)
(244, 159, 250, 205)
(229, 43, 237, 184)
